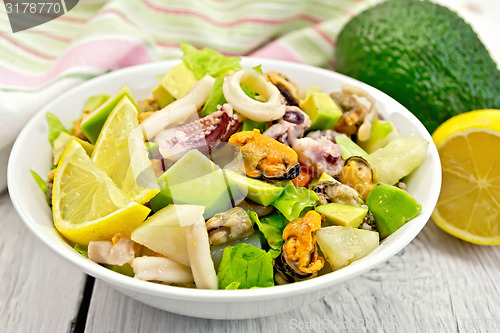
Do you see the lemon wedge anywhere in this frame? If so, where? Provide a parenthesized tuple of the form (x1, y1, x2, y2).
(432, 110, 500, 245)
(91, 96, 159, 204)
(52, 140, 151, 245)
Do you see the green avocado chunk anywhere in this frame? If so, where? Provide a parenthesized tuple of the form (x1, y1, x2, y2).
(315, 203, 368, 228)
(224, 169, 284, 206)
(150, 150, 232, 218)
(335, 0, 500, 133)
(151, 82, 175, 109)
(358, 119, 398, 154)
(299, 92, 342, 131)
(152, 62, 198, 109)
(82, 94, 109, 112)
(366, 183, 421, 238)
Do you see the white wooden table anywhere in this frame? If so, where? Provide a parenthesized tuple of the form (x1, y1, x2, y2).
(2, 189, 500, 333)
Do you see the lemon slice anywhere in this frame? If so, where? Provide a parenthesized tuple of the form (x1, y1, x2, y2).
(432, 110, 500, 245)
(91, 96, 159, 204)
(52, 140, 151, 245)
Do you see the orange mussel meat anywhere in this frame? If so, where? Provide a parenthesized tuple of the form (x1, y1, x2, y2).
(228, 129, 300, 180)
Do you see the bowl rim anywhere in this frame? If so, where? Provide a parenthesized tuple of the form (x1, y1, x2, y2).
(8, 58, 441, 302)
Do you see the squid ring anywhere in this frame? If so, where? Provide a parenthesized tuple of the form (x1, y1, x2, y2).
(223, 68, 286, 122)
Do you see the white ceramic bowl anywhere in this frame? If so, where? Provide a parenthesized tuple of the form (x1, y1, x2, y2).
(8, 58, 441, 319)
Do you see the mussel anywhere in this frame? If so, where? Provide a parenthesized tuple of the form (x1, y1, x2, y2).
(275, 211, 324, 282)
(331, 87, 375, 137)
(205, 207, 254, 246)
(265, 71, 301, 106)
(236, 200, 274, 217)
(337, 156, 375, 201)
(228, 129, 300, 180)
(312, 179, 362, 206)
(359, 210, 377, 231)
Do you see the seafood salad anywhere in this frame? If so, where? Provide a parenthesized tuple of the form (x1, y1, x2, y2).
(33, 44, 428, 290)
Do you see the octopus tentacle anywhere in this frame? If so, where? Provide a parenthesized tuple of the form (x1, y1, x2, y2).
(155, 104, 241, 161)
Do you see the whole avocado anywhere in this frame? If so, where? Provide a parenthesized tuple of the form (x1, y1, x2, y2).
(334, 0, 500, 133)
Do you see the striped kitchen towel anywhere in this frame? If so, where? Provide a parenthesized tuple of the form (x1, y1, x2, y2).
(0, 0, 380, 192)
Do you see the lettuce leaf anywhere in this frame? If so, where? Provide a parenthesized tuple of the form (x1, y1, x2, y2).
(217, 243, 274, 289)
(241, 118, 266, 132)
(200, 77, 225, 116)
(335, 134, 369, 160)
(199, 77, 263, 118)
(105, 263, 135, 277)
(180, 43, 241, 79)
(252, 64, 263, 74)
(73, 243, 88, 258)
(239, 85, 266, 131)
(47, 112, 70, 146)
(224, 281, 240, 290)
(247, 211, 286, 258)
(30, 170, 47, 196)
(272, 182, 319, 222)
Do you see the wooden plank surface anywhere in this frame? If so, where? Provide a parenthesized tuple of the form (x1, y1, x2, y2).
(84, 221, 500, 333)
(0, 192, 86, 332)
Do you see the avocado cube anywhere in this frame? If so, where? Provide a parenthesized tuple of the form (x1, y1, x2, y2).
(160, 62, 198, 99)
(299, 92, 342, 131)
(224, 169, 284, 206)
(366, 183, 422, 238)
(149, 150, 232, 218)
(80, 87, 138, 144)
(82, 94, 109, 112)
(315, 203, 368, 228)
(152, 82, 175, 108)
(358, 119, 398, 154)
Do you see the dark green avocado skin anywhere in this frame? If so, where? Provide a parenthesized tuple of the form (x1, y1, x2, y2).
(334, 0, 500, 133)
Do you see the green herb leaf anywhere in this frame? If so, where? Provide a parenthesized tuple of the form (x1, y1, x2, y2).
(241, 84, 257, 100)
(200, 77, 226, 116)
(105, 263, 135, 277)
(217, 243, 274, 289)
(247, 211, 286, 257)
(200, 79, 264, 118)
(272, 182, 319, 221)
(252, 65, 263, 74)
(239, 84, 267, 131)
(180, 43, 241, 79)
(30, 170, 47, 196)
(46, 112, 70, 146)
(73, 243, 88, 258)
(224, 281, 240, 290)
(241, 117, 266, 132)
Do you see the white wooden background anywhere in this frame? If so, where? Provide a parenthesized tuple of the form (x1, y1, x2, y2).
(2, 190, 500, 333)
